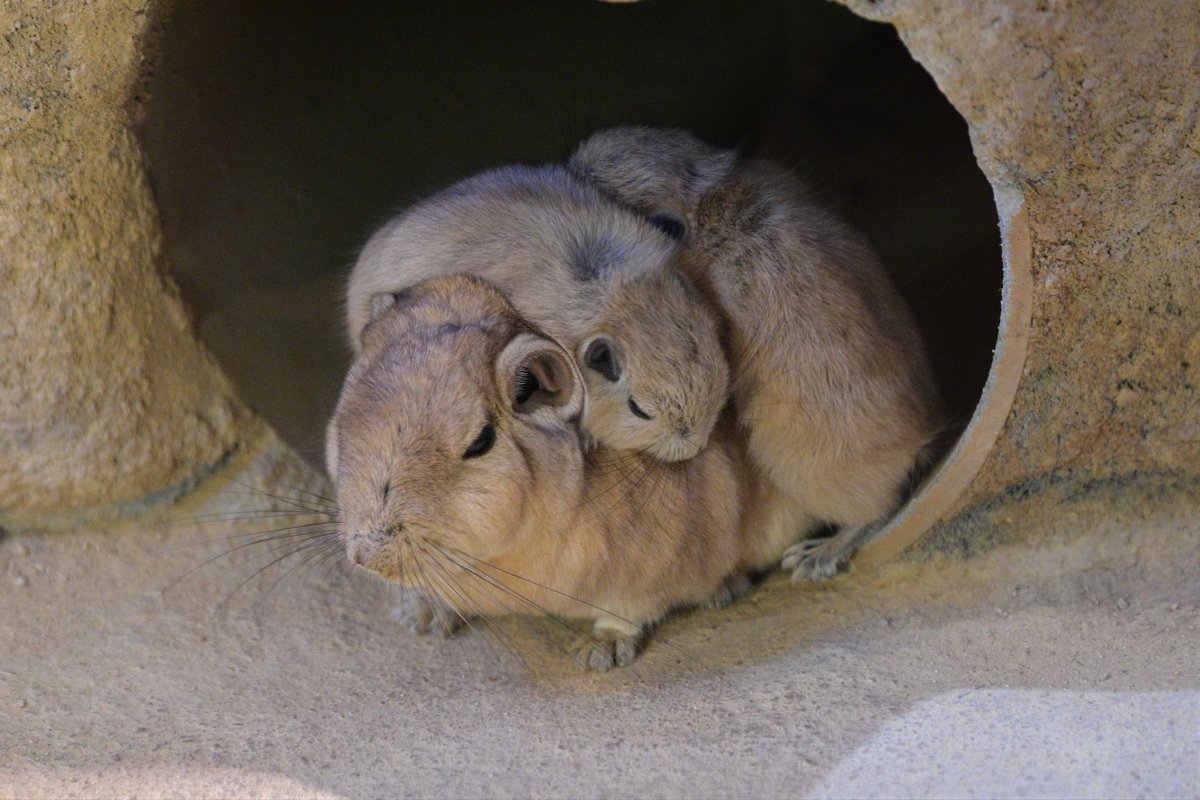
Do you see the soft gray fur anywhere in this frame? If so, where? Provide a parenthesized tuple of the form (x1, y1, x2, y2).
(347, 165, 729, 463)
(570, 127, 942, 580)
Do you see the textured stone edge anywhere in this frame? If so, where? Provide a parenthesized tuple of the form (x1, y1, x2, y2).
(859, 186, 1031, 568)
(0, 418, 277, 535)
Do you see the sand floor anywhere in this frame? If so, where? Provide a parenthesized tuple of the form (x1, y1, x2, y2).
(2, 436, 1198, 799)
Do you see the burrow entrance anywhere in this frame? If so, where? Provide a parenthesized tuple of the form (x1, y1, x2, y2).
(138, 0, 1002, 549)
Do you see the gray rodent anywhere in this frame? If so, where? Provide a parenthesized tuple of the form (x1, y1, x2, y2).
(326, 274, 784, 670)
(345, 164, 729, 463)
(570, 127, 942, 579)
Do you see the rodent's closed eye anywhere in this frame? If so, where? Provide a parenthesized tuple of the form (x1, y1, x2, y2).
(463, 423, 496, 459)
(627, 397, 653, 420)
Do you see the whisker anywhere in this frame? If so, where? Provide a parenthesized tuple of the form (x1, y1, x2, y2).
(440, 545, 643, 633)
(423, 543, 592, 674)
(163, 524, 337, 595)
(296, 542, 348, 593)
(167, 520, 339, 552)
(220, 478, 338, 513)
(157, 508, 336, 528)
(216, 535, 337, 615)
(183, 488, 334, 516)
(415, 541, 539, 675)
(430, 545, 618, 667)
(416, 542, 530, 673)
(443, 544, 699, 668)
(253, 533, 342, 612)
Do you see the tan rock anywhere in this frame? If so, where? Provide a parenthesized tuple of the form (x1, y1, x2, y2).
(3, 0, 1196, 555)
(0, 1, 248, 525)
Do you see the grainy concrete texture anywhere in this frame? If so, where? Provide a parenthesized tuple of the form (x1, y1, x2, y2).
(0, 1, 249, 521)
(2, 0, 1199, 796)
(0, 0, 1193, 539)
(850, 0, 1200, 552)
(0, 431, 1197, 798)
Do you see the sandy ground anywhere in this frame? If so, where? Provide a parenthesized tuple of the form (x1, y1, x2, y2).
(2, 437, 1198, 799)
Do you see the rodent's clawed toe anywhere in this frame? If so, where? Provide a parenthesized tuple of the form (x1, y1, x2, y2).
(782, 538, 848, 582)
(573, 621, 642, 671)
(573, 635, 639, 672)
(702, 572, 753, 610)
(392, 591, 465, 638)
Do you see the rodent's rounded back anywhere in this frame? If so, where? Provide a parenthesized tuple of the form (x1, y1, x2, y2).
(346, 164, 730, 462)
(568, 126, 736, 237)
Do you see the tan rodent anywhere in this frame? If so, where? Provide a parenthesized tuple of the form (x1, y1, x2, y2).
(570, 127, 942, 580)
(346, 164, 728, 463)
(326, 274, 780, 670)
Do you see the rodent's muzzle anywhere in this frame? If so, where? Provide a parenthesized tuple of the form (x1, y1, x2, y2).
(344, 525, 398, 568)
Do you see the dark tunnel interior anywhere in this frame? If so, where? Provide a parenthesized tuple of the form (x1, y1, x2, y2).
(138, 0, 1002, 467)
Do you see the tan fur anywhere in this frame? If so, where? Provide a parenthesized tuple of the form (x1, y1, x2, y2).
(346, 165, 728, 463)
(327, 275, 769, 670)
(570, 127, 942, 579)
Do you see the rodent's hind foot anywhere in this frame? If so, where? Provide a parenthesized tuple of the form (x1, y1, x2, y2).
(783, 518, 887, 582)
(572, 617, 643, 671)
(782, 537, 850, 582)
(702, 572, 753, 610)
(392, 590, 466, 637)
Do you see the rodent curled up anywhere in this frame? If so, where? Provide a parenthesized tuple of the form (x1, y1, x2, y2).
(570, 127, 943, 579)
(327, 274, 778, 670)
(345, 164, 729, 463)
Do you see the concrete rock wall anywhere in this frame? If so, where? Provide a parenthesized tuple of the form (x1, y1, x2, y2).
(840, 0, 1200, 546)
(1, 0, 1195, 548)
(0, 0, 247, 523)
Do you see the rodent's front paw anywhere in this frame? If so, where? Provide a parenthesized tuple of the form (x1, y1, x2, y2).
(573, 633, 639, 671)
(782, 538, 847, 582)
(392, 591, 465, 637)
(572, 618, 643, 671)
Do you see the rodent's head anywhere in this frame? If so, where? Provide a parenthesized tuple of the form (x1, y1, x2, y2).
(576, 269, 728, 463)
(326, 275, 586, 586)
(568, 126, 736, 243)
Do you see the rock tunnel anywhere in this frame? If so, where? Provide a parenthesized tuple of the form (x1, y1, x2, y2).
(2, 1, 1199, 795)
(5, 1, 1195, 557)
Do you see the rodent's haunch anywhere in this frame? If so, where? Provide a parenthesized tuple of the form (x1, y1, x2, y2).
(327, 275, 771, 670)
(570, 127, 942, 579)
(346, 165, 728, 463)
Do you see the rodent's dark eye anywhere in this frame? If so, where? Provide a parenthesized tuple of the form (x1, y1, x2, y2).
(463, 423, 496, 459)
(648, 212, 686, 241)
(584, 338, 621, 383)
(628, 397, 652, 420)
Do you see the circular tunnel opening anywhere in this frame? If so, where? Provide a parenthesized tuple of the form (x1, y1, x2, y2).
(137, 0, 1003, 554)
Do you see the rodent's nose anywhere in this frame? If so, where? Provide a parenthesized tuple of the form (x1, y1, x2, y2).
(346, 537, 370, 567)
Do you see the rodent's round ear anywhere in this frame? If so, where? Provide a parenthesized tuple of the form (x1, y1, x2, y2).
(580, 336, 622, 383)
(359, 288, 418, 351)
(496, 332, 584, 424)
(368, 291, 399, 322)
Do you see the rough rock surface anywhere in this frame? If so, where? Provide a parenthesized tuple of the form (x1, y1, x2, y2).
(838, 0, 1200, 547)
(0, 447, 1196, 796)
(0, 0, 248, 522)
(2, 3, 1199, 795)
(1, 0, 1197, 543)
